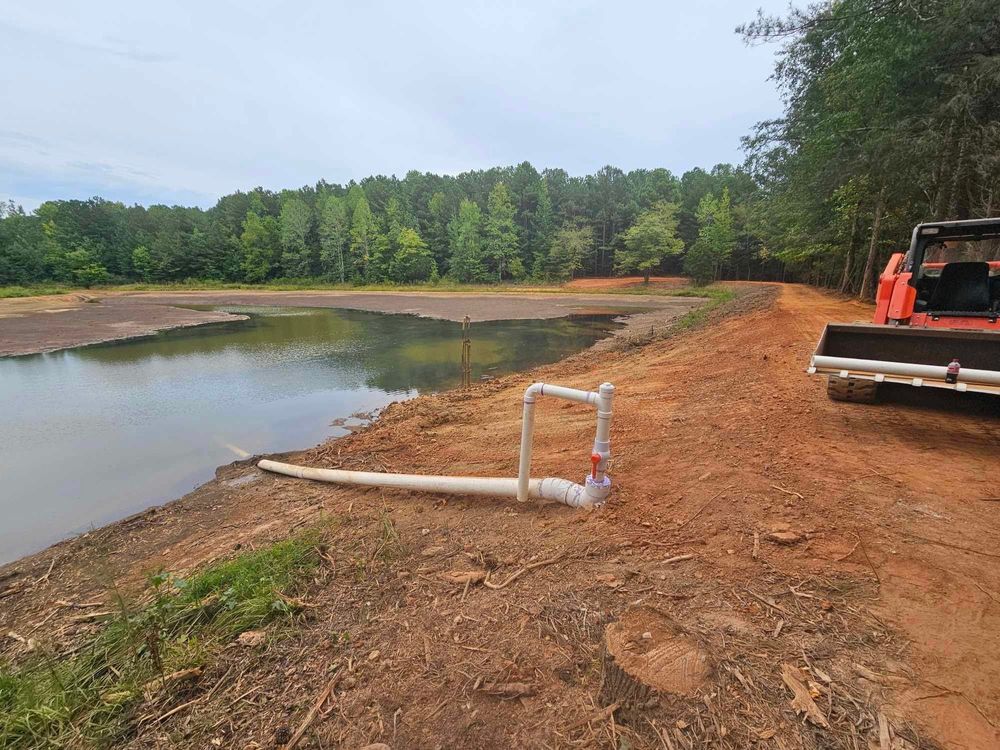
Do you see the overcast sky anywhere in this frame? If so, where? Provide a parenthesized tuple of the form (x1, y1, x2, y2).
(1, 1, 787, 212)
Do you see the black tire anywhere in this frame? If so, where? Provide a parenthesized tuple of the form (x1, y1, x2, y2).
(827, 375, 878, 403)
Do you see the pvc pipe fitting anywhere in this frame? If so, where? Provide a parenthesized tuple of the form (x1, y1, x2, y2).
(258, 380, 616, 509)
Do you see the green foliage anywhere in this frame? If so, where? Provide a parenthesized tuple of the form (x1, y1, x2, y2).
(539, 225, 593, 281)
(484, 182, 523, 281)
(682, 243, 716, 286)
(390, 227, 437, 282)
(426, 191, 451, 272)
(0, 161, 770, 287)
(131, 245, 153, 282)
(349, 192, 380, 282)
(239, 211, 280, 282)
(0, 533, 321, 749)
(279, 195, 314, 277)
(685, 188, 735, 284)
(318, 195, 349, 282)
(617, 202, 683, 282)
(740, 0, 1000, 292)
(0, 284, 72, 299)
(448, 199, 486, 283)
(64, 247, 109, 288)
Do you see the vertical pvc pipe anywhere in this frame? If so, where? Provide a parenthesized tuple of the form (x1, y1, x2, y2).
(516, 388, 538, 502)
(593, 382, 615, 481)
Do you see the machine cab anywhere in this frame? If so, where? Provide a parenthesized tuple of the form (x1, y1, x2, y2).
(877, 218, 1000, 328)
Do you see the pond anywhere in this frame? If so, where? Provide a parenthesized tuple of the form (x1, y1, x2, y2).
(0, 306, 621, 563)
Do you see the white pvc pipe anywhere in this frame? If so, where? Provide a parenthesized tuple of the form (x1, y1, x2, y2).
(256, 460, 600, 508)
(257, 380, 616, 508)
(811, 355, 1000, 385)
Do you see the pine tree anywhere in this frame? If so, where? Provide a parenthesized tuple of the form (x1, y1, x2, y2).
(279, 195, 314, 277)
(427, 192, 451, 273)
(349, 195, 378, 281)
(240, 210, 280, 282)
(448, 199, 486, 283)
(318, 196, 349, 282)
(543, 225, 593, 281)
(484, 182, 523, 281)
(530, 179, 555, 276)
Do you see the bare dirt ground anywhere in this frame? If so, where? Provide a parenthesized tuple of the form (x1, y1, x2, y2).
(1, 283, 998, 749)
(565, 276, 690, 291)
(0, 289, 699, 357)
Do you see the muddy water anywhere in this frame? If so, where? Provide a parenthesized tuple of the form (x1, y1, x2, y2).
(0, 306, 620, 563)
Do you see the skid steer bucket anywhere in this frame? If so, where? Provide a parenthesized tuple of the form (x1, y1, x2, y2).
(808, 323, 1000, 397)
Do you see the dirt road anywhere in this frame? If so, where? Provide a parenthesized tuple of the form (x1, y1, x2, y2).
(0, 289, 700, 356)
(1, 283, 997, 749)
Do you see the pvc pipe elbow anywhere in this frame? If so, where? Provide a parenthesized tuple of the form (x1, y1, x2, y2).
(523, 382, 545, 403)
(534, 476, 611, 508)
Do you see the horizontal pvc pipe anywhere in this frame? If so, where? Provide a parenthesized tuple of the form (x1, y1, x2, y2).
(258, 459, 607, 507)
(811, 354, 1000, 385)
(524, 382, 598, 405)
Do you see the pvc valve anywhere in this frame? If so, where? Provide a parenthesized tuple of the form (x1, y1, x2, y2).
(590, 452, 601, 479)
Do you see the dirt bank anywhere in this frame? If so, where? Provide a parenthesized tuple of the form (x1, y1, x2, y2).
(0, 288, 701, 357)
(1, 283, 997, 749)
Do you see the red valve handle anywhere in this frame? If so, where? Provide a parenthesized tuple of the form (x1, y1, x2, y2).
(590, 452, 601, 480)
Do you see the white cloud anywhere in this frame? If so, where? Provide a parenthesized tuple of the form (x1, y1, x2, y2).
(0, 0, 786, 210)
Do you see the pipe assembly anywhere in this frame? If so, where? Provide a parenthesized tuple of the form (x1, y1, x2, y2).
(258, 381, 615, 508)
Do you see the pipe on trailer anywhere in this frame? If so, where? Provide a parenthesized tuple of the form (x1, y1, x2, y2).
(811, 355, 1000, 386)
(258, 381, 615, 508)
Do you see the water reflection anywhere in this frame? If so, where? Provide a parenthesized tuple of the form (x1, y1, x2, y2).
(0, 307, 620, 563)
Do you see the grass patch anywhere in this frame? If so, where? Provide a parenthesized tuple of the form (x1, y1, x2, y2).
(669, 285, 737, 330)
(0, 532, 323, 749)
(0, 285, 73, 299)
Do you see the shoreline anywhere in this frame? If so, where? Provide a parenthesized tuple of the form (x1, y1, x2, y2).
(0, 288, 702, 357)
(0, 293, 703, 568)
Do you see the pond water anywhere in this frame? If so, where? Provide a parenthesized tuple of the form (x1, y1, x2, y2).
(0, 306, 621, 564)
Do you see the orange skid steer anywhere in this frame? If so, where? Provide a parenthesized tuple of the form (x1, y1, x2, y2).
(809, 218, 1000, 402)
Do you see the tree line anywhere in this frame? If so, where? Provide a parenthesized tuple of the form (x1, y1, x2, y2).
(0, 163, 773, 288)
(4, 1, 994, 293)
(740, 0, 1000, 296)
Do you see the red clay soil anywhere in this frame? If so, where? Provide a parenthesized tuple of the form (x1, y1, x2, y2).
(566, 276, 690, 290)
(1, 283, 998, 749)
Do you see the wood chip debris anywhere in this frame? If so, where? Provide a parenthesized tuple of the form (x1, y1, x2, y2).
(780, 663, 829, 728)
(479, 681, 535, 698)
(236, 630, 267, 647)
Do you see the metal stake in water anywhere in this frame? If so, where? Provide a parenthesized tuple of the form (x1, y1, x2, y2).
(461, 315, 472, 388)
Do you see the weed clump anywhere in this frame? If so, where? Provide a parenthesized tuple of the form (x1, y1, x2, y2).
(0, 532, 322, 749)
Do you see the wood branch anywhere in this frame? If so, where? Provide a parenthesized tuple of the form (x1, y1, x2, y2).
(781, 663, 829, 728)
(663, 554, 695, 564)
(283, 673, 342, 750)
(771, 484, 804, 500)
(484, 553, 564, 590)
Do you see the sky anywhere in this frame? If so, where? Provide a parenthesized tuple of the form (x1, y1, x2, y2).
(0, 0, 788, 212)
